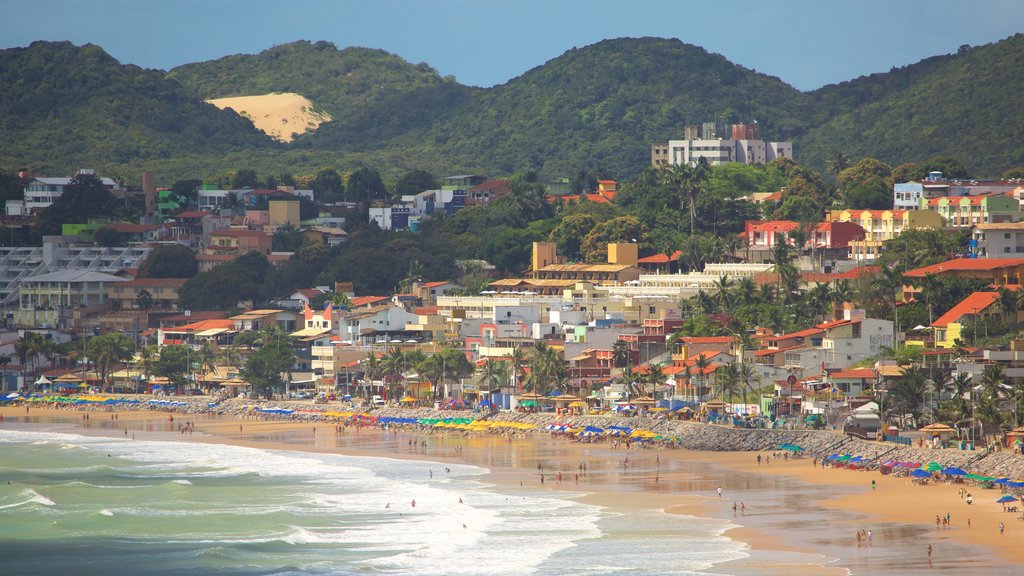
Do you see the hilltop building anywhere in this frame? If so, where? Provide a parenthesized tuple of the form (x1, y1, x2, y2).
(6, 170, 124, 216)
(651, 122, 792, 167)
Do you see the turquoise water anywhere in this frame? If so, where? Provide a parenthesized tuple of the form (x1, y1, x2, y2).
(0, 429, 747, 575)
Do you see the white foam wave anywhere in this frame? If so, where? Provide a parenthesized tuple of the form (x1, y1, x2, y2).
(98, 509, 114, 517)
(171, 479, 192, 485)
(23, 489, 55, 506)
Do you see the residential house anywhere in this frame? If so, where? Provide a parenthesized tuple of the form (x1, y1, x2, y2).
(745, 220, 799, 249)
(6, 170, 123, 216)
(106, 278, 187, 311)
(417, 281, 461, 305)
(923, 194, 1021, 227)
(903, 258, 1024, 291)
(826, 368, 877, 396)
(930, 291, 1012, 348)
(466, 179, 512, 206)
(972, 222, 1024, 257)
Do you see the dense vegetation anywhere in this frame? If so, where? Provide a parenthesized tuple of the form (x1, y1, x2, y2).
(2, 36, 1023, 184)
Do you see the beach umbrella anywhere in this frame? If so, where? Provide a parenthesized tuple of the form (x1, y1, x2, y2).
(942, 467, 967, 476)
(996, 495, 1017, 503)
(923, 462, 942, 472)
(994, 478, 1011, 485)
(910, 470, 933, 478)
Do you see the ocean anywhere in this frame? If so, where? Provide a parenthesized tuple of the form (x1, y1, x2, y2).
(0, 428, 748, 575)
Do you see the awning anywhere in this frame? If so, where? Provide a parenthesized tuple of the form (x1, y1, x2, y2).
(195, 328, 229, 337)
(290, 327, 331, 338)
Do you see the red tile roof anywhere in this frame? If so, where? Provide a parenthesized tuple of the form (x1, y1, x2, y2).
(773, 328, 824, 340)
(422, 281, 451, 288)
(172, 211, 210, 219)
(816, 319, 855, 330)
(350, 296, 389, 307)
(163, 319, 235, 333)
(835, 266, 880, 279)
(746, 220, 798, 233)
(931, 291, 1000, 328)
(904, 258, 1024, 278)
(829, 369, 876, 380)
(638, 250, 683, 264)
(681, 336, 733, 344)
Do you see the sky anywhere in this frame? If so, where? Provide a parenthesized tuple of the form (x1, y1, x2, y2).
(2, 0, 1023, 91)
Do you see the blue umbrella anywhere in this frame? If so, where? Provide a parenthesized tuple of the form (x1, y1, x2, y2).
(942, 467, 967, 476)
(997, 495, 1017, 503)
(910, 470, 933, 478)
(993, 478, 1010, 485)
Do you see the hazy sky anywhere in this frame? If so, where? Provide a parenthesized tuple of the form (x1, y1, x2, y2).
(3, 0, 1022, 90)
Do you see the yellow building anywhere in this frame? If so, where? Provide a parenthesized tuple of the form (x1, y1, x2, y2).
(269, 199, 301, 228)
(826, 209, 941, 242)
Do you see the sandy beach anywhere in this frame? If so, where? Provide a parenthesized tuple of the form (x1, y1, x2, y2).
(3, 405, 1021, 574)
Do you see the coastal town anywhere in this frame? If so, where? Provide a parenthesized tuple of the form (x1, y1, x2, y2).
(3, 12, 1024, 573)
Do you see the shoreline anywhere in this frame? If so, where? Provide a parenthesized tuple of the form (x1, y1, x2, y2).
(3, 404, 1022, 574)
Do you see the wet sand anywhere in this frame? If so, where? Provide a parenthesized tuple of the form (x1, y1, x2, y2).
(3, 406, 1021, 574)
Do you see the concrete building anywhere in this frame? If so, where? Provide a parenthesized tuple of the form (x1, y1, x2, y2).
(652, 122, 792, 167)
(923, 194, 1021, 228)
(972, 222, 1024, 257)
(0, 237, 150, 308)
(14, 270, 127, 329)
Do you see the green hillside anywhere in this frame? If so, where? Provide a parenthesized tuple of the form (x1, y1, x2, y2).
(2, 35, 1023, 183)
(801, 35, 1024, 175)
(380, 37, 812, 177)
(0, 41, 276, 177)
(167, 41, 474, 145)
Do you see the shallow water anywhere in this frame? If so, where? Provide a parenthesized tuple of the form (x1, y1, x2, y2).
(0, 428, 748, 576)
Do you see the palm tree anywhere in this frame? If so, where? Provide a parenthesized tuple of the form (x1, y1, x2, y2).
(645, 362, 666, 399)
(825, 150, 851, 181)
(16, 332, 49, 392)
(361, 352, 381, 400)
(380, 349, 406, 399)
(693, 355, 713, 400)
(658, 158, 710, 236)
(734, 277, 757, 307)
(480, 358, 509, 395)
(714, 361, 740, 402)
(713, 275, 733, 311)
(611, 340, 631, 370)
(87, 333, 135, 391)
(891, 366, 928, 427)
(738, 361, 759, 405)
(980, 363, 1007, 402)
(508, 346, 527, 393)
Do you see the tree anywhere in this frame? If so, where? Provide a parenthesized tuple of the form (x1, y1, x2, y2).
(346, 167, 387, 201)
(659, 158, 710, 236)
(16, 331, 52, 391)
(416, 348, 473, 399)
(37, 172, 118, 235)
(548, 213, 597, 261)
(169, 179, 202, 206)
(241, 333, 295, 398)
(154, 344, 190, 390)
(714, 361, 740, 401)
(579, 216, 649, 263)
(891, 163, 925, 184)
(87, 333, 134, 390)
(836, 158, 893, 209)
(923, 156, 970, 180)
(480, 358, 510, 395)
(272, 222, 305, 252)
(137, 244, 198, 279)
(393, 169, 438, 197)
(824, 150, 851, 180)
(891, 365, 928, 427)
(231, 169, 258, 189)
(312, 168, 344, 202)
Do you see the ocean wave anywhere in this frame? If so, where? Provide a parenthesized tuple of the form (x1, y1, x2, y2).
(98, 509, 114, 517)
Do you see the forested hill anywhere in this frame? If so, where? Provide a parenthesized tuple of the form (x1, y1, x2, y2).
(166, 41, 475, 145)
(2, 35, 1023, 181)
(801, 34, 1024, 175)
(0, 41, 276, 175)
(378, 37, 812, 177)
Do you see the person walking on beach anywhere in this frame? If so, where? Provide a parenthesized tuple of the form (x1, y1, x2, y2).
(871, 479, 876, 490)
(927, 544, 932, 558)
(757, 454, 762, 466)
(717, 487, 723, 498)
(1000, 522, 1005, 535)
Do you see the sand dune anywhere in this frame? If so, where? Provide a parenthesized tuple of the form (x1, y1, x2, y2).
(206, 92, 331, 142)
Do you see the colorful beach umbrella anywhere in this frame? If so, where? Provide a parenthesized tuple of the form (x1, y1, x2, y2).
(996, 495, 1017, 503)
(910, 470, 933, 478)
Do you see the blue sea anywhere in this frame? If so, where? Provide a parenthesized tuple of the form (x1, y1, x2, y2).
(0, 428, 750, 575)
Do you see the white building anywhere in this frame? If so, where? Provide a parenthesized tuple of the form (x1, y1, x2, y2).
(652, 123, 792, 167)
(6, 170, 124, 216)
